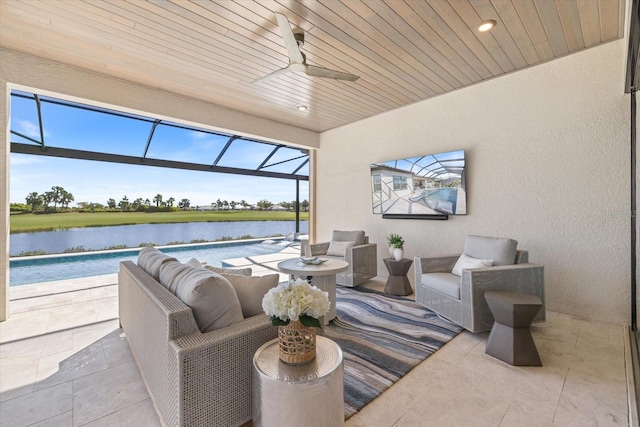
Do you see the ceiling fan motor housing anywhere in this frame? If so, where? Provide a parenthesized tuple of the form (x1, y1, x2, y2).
(294, 31, 304, 48)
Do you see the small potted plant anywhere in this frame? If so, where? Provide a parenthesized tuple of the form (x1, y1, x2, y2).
(387, 234, 405, 260)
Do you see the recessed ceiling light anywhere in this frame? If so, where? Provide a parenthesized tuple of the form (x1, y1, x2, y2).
(296, 105, 308, 111)
(478, 20, 497, 32)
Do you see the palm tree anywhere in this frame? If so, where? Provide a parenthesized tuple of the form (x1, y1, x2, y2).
(178, 198, 190, 209)
(107, 198, 117, 209)
(154, 194, 163, 207)
(167, 197, 175, 207)
(25, 192, 42, 212)
(60, 190, 74, 210)
(50, 186, 64, 211)
(119, 195, 130, 211)
(41, 191, 54, 212)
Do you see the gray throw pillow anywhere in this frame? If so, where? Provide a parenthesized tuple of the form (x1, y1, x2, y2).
(204, 264, 252, 277)
(222, 273, 279, 318)
(173, 268, 243, 333)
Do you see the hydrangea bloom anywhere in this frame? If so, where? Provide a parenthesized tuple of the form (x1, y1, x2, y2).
(262, 278, 330, 325)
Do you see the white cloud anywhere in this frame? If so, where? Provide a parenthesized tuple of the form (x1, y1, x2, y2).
(16, 120, 50, 139)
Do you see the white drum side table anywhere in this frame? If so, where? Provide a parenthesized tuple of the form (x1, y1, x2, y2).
(277, 258, 349, 325)
(252, 336, 344, 427)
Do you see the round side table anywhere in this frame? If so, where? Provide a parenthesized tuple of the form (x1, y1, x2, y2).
(383, 258, 413, 296)
(277, 258, 349, 324)
(252, 336, 344, 427)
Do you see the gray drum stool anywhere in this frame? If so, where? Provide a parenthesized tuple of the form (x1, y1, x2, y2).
(484, 291, 542, 366)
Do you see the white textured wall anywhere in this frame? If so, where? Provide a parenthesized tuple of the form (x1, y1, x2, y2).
(317, 40, 631, 325)
(0, 48, 319, 321)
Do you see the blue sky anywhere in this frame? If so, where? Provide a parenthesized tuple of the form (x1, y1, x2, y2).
(10, 93, 309, 206)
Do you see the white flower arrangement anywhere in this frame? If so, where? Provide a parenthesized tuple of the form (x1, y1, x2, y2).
(262, 278, 330, 328)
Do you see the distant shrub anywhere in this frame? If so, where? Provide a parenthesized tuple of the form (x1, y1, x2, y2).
(236, 234, 255, 240)
(138, 242, 157, 247)
(190, 239, 207, 243)
(104, 245, 128, 250)
(166, 241, 186, 245)
(16, 250, 47, 257)
(217, 236, 234, 241)
(63, 246, 87, 253)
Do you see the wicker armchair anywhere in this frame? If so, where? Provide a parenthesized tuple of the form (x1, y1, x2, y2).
(414, 235, 545, 333)
(302, 230, 377, 287)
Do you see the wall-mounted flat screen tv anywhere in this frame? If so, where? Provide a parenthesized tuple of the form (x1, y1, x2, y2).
(370, 149, 466, 216)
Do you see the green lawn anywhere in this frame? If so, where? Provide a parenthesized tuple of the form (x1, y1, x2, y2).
(10, 210, 309, 233)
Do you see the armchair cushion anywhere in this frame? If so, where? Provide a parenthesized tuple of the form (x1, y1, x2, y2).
(327, 240, 356, 257)
(451, 254, 493, 276)
(332, 230, 366, 246)
(464, 235, 518, 266)
(421, 273, 461, 299)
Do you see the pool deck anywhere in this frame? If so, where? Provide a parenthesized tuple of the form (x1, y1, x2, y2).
(221, 243, 301, 280)
(7, 246, 303, 315)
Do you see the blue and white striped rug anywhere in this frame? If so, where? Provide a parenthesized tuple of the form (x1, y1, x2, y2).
(324, 287, 463, 419)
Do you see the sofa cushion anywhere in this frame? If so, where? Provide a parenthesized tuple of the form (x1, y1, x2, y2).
(173, 268, 244, 332)
(421, 273, 461, 299)
(222, 273, 279, 318)
(332, 230, 366, 246)
(137, 247, 177, 280)
(185, 258, 205, 268)
(159, 261, 194, 293)
(204, 264, 252, 277)
(464, 235, 517, 266)
(326, 240, 356, 257)
(451, 254, 493, 276)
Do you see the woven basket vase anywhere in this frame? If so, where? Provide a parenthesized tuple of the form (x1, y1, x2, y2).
(278, 320, 317, 365)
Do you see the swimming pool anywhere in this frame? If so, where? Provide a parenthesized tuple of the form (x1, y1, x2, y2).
(9, 239, 290, 286)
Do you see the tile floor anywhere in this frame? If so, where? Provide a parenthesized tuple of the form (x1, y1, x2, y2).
(0, 274, 631, 426)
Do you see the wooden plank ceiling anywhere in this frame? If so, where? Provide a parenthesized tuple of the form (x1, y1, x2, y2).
(0, 0, 626, 133)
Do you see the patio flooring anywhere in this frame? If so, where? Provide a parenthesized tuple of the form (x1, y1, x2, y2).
(0, 254, 632, 426)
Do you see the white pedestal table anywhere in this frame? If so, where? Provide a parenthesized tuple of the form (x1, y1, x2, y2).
(276, 258, 349, 325)
(252, 336, 344, 427)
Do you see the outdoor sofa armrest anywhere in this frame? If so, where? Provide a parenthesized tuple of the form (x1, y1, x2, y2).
(169, 314, 278, 426)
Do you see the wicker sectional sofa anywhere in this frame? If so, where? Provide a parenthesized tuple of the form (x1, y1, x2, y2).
(118, 258, 277, 427)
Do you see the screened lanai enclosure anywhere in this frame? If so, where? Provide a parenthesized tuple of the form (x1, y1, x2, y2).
(9, 90, 310, 231)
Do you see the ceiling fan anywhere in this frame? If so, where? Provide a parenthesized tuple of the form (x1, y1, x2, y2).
(252, 13, 359, 84)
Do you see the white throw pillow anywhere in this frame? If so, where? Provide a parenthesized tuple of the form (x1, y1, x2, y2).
(204, 264, 252, 277)
(222, 273, 279, 318)
(451, 254, 493, 276)
(172, 268, 244, 332)
(326, 240, 356, 257)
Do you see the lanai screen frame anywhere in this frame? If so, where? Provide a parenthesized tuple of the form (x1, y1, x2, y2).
(9, 90, 310, 232)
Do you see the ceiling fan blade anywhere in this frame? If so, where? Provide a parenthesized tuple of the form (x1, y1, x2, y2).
(304, 65, 359, 81)
(252, 66, 292, 84)
(275, 13, 304, 64)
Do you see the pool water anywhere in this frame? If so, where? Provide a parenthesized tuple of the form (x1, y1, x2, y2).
(9, 240, 289, 286)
